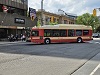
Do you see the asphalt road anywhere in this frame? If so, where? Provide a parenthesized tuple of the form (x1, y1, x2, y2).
(0, 40, 100, 75)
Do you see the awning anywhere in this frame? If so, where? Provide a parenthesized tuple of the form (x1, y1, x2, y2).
(17, 27, 25, 29)
(0, 26, 17, 29)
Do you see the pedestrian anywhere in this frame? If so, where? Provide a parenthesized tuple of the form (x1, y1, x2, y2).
(15, 34, 18, 41)
(10, 34, 14, 42)
(22, 34, 26, 41)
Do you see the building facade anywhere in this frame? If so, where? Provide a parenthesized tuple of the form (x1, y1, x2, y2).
(0, 0, 36, 39)
(36, 10, 76, 26)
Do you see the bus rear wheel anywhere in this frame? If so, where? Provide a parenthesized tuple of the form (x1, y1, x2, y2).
(77, 38, 82, 43)
(44, 38, 51, 44)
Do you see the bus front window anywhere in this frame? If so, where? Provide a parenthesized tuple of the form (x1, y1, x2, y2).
(31, 31, 39, 36)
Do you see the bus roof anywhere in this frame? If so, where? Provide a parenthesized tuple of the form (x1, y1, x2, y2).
(32, 24, 92, 30)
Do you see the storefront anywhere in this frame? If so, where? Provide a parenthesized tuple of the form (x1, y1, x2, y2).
(0, 26, 26, 39)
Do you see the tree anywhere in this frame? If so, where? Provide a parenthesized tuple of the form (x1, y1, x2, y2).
(76, 13, 100, 32)
(96, 26, 100, 32)
(37, 20, 41, 27)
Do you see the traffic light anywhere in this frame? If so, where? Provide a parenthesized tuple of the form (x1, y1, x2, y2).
(93, 9, 96, 16)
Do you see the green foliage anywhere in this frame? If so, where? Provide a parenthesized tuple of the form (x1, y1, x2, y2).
(49, 21, 58, 25)
(76, 13, 100, 32)
(96, 26, 100, 32)
(37, 20, 41, 27)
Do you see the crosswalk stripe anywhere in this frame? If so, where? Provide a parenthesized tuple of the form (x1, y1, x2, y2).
(90, 64, 100, 75)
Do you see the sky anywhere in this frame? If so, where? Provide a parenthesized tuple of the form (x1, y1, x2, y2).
(28, 0, 100, 16)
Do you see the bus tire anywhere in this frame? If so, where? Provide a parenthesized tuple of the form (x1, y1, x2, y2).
(77, 37, 82, 43)
(44, 38, 51, 44)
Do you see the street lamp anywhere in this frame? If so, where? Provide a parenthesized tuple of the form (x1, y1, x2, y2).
(41, 0, 43, 26)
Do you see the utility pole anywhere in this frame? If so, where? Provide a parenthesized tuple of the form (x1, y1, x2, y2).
(41, 0, 43, 26)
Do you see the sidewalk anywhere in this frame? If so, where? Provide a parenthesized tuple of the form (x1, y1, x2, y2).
(72, 53, 100, 75)
(0, 41, 26, 45)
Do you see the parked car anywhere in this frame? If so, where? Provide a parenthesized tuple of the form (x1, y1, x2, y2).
(92, 33, 100, 38)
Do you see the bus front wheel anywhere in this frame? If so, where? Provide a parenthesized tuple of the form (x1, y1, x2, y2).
(44, 38, 51, 44)
(77, 38, 82, 43)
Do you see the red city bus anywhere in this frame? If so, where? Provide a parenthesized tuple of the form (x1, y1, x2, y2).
(31, 24, 93, 44)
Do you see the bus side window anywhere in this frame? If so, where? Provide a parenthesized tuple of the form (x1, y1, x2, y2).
(68, 30, 75, 37)
(52, 30, 60, 37)
(44, 33, 47, 36)
(31, 31, 39, 36)
(60, 30, 67, 37)
(76, 30, 82, 36)
(83, 30, 89, 36)
(47, 33, 50, 36)
(44, 29, 51, 37)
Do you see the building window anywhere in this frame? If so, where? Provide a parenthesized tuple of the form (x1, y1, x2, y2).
(57, 19, 59, 22)
(45, 16, 50, 24)
(54, 18, 56, 22)
(49, 17, 50, 22)
(64, 20, 68, 24)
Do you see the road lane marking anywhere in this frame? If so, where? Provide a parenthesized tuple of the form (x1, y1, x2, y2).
(90, 64, 100, 75)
